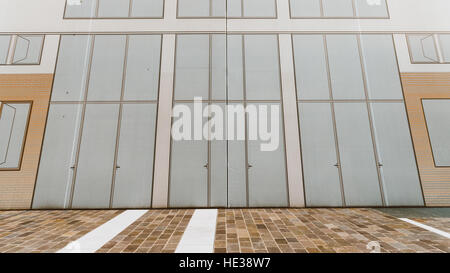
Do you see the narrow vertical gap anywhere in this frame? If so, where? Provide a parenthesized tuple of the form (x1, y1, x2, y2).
(109, 34, 130, 208)
(319, 0, 324, 17)
(128, 0, 133, 17)
(68, 35, 96, 208)
(351, 0, 357, 18)
(356, 34, 387, 206)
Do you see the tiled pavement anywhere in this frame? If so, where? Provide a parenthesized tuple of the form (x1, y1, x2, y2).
(0, 210, 122, 253)
(97, 209, 194, 253)
(213, 209, 449, 253)
(0, 208, 448, 253)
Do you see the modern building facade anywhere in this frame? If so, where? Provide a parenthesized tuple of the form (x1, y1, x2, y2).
(0, 0, 450, 209)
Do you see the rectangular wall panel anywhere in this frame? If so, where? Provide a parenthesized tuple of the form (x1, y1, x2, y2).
(71, 104, 120, 208)
(178, 0, 210, 17)
(123, 35, 161, 101)
(33, 104, 82, 209)
(210, 103, 227, 207)
(65, 0, 97, 18)
(290, 0, 322, 17)
(98, 0, 130, 17)
(371, 102, 424, 206)
(211, 35, 227, 100)
(87, 35, 126, 101)
(0, 35, 10, 64)
(51, 35, 92, 102)
(243, 0, 276, 18)
(298, 103, 342, 206)
(354, 0, 388, 17)
(13, 35, 44, 64)
(322, 0, 353, 17)
(227, 35, 244, 100)
(112, 104, 157, 208)
(334, 102, 382, 206)
(131, 0, 164, 17)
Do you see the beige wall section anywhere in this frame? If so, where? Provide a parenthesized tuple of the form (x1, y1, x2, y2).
(278, 34, 305, 207)
(152, 34, 176, 208)
(0, 74, 53, 209)
(401, 72, 450, 206)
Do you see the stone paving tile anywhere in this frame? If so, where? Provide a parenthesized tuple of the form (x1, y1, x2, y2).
(410, 218, 450, 234)
(0, 210, 122, 253)
(214, 209, 450, 253)
(96, 209, 194, 253)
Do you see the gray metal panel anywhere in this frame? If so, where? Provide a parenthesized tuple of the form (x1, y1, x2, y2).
(72, 104, 120, 208)
(0, 103, 30, 169)
(227, 0, 242, 17)
(227, 35, 244, 100)
(64, 0, 97, 18)
(13, 35, 44, 64)
(244, 35, 281, 100)
(439, 34, 450, 62)
(87, 35, 126, 101)
(170, 103, 208, 207)
(247, 103, 288, 207)
(178, 0, 210, 17)
(243, 0, 276, 17)
(354, 0, 388, 17)
(174, 35, 210, 100)
(290, 0, 321, 17)
(334, 102, 382, 206)
(371, 102, 424, 206)
(293, 35, 330, 100)
(211, 35, 226, 100)
(407, 35, 438, 63)
(124, 35, 161, 101)
(326, 35, 365, 100)
(360, 35, 403, 100)
(422, 99, 450, 166)
(98, 0, 130, 17)
(51, 35, 92, 102)
(131, 0, 164, 17)
(298, 103, 342, 207)
(112, 104, 157, 208)
(0, 35, 10, 64)
(33, 104, 83, 209)
(322, 0, 353, 17)
(211, 0, 226, 17)
(210, 103, 227, 207)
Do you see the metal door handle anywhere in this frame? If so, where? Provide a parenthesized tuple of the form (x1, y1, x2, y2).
(377, 163, 383, 167)
(333, 163, 340, 167)
(203, 163, 208, 168)
(248, 164, 253, 169)
(116, 166, 121, 169)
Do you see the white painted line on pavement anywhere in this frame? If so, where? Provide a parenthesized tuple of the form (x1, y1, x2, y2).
(175, 209, 218, 253)
(399, 218, 450, 239)
(57, 209, 148, 253)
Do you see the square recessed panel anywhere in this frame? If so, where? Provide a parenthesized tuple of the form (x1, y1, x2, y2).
(422, 99, 450, 167)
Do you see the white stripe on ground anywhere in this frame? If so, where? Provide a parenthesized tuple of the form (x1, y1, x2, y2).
(399, 218, 450, 239)
(57, 210, 148, 253)
(175, 209, 218, 253)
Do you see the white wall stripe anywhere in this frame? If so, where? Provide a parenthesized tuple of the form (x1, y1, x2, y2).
(399, 218, 450, 239)
(175, 209, 218, 253)
(57, 210, 147, 253)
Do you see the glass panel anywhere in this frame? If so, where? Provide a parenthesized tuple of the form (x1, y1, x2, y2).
(33, 104, 83, 209)
(244, 35, 281, 100)
(334, 102, 382, 206)
(360, 34, 403, 100)
(72, 104, 120, 208)
(174, 35, 210, 100)
(298, 102, 342, 206)
(178, 0, 210, 17)
(290, 0, 321, 17)
(293, 35, 330, 100)
(247, 102, 288, 207)
(439, 34, 450, 62)
(65, 0, 97, 18)
(169, 103, 209, 207)
(422, 99, 450, 166)
(112, 104, 157, 208)
(0, 35, 10, 64)
(355, 0, 388, 17)
(124, 35, 161, 101)
(322, 0, 353, 17)
(326, 35, 365, 99)
(211, 35, 226, 100)
(371, 102, 424, 206)
(227, 35, 244, 100)
(87, 35, 126, 101)
(13, 35, 44, 64)
(243, 0, 276, 18)
(210, 103, 227, 207)
(97, 0, 130, 18)
(0, 103, 30, 169)
(131, 0, 164, 17)
(408, 35, 439, 63)
(52, 35, 92, 102)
